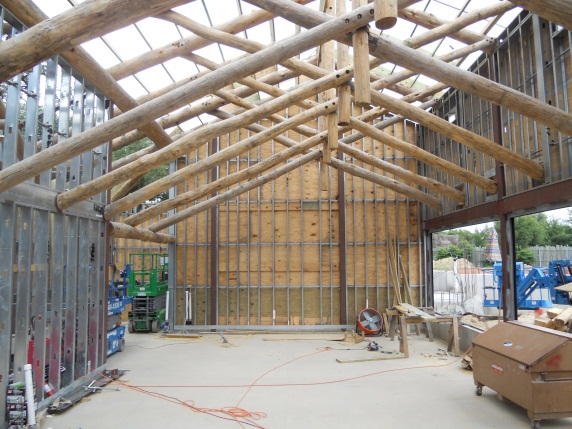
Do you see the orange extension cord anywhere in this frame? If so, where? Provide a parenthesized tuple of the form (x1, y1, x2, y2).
(84, 345, 471, 429)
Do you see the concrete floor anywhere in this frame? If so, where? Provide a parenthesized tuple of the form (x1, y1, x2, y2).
(39, 327, 572, 429)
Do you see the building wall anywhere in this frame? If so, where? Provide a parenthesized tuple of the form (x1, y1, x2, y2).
(172, 112, 424, 328)
(421, 12, 572, 218)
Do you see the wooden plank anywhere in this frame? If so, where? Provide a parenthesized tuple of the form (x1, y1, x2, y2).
(394, 303, 436, 320)
(336, 352, 405, 363)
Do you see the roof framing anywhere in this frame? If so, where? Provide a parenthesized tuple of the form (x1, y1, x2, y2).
(0, 0, 571, 241)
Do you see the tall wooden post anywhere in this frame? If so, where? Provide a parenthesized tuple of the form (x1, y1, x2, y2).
(375, 0, 398, 30)
(352, 0, 371, 107)
(337, 0, 351, 126)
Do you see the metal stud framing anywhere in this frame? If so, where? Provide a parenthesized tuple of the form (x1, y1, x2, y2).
(0, 11, 110, 420)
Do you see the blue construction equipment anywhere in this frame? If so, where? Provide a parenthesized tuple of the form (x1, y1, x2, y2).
(107, 265, 133, 356)
(484, 260, 572, 309)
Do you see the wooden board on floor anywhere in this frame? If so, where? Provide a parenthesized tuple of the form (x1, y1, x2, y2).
(336, 352, 405, 363)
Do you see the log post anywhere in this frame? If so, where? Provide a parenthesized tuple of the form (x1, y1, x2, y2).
(0, 0, 189, 82)
(375, 0, 398, 30)
(319, 0, 336, 167)
(109, 222, 175, 244)
(337, 0, 351, 126)
(352, 0, 371, 107)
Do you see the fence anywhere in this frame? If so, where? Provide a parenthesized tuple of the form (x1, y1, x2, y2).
(470, 246, 572, 268)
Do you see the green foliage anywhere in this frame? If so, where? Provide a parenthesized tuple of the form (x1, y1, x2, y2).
(442, 227, 490, 258)
(436, 245, 464, 260)
(112, 138, 170, 201)
(545, 218, 572, 246)
(514, 214, 548, 248)
(516, 248, 536, 265)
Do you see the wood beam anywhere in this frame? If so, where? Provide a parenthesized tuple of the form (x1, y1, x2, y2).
(350, 117, 498, 193)
(107, 0, 314, 81)
(369, 91, 543, 180)
(338, 142, 465, 203)
(250, 0, 572, 143)
(508, 1, 572, 31)
(103, 99, 338, 219)
(109, 222, 175, 244)
(405, 1, 516, 50)
(0, 0, 188, 82)
(399, 8, 495, 53)
(2, 0, 173, 150)
(0, 6, 372, 194)
(111, 66, 303, 154)
(148, 151, 322, 232)
(124, 136, 324, 226)
(98, 72, 346, 214)
(330, 158, 442, 210)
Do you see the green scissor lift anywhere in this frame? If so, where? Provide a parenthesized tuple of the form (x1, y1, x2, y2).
(127, 253, 168, 333)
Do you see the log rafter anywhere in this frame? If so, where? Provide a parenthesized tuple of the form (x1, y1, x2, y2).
(0, 0, 568, 237)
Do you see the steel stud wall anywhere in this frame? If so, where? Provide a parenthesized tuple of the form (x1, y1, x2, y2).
(0, 8, 109, 422)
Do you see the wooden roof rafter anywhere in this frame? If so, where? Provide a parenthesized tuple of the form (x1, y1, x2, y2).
(1, 0, 571, 244)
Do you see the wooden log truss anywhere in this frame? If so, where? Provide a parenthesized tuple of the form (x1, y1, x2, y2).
(0, 0, 570, 241)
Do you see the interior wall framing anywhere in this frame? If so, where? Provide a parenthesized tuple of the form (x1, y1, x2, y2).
(422, 10, 572, 221)
(0, 6, 110, 421)
(169, 108, 423, 329)
(422, 11, 572, 320)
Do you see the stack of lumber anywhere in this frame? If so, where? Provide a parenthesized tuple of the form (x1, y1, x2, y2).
(534, 307, 572, 332)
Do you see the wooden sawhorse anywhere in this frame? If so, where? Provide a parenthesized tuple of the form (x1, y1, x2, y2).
(386, 309, 459, 358)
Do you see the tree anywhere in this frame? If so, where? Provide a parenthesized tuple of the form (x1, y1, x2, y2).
(112, 138, 170, 201)
(545, 218, 572, 246)
(436, 245, 464, 260)
(514, 214, 548, 248)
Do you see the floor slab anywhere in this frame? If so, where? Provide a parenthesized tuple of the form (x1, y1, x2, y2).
(38, 328, 572, 429)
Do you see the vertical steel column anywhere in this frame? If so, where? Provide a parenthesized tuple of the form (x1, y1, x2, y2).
(337, 150, 348, 325)
(31, 209, 49, 400)
(491, 50, 517, 321)
(210, 138, 219, 326)
(168, 240, 176, 331)
(87, 220, 100, 371)
(75, 217, 90, 378)
(424, 230, 434, 308)
(62, 216, 79, 386)
(13, 207, 32, 384)
(49, 212, 65, 390)
(532, 15, 553, 182)
(0, 202, 16, 424)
